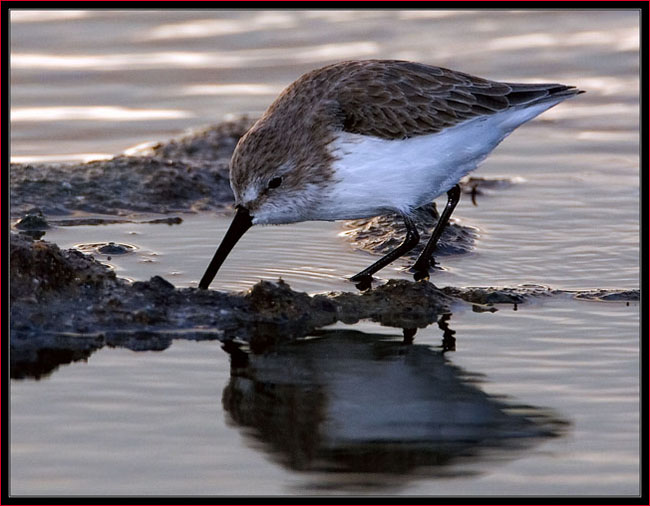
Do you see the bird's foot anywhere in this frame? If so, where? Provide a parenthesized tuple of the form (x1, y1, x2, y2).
(413, 270, 430, 282)
(350, 274, 373, 291)
(410, 257, 435, 282)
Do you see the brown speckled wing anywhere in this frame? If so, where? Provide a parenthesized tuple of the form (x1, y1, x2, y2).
(328, 60, 580, 140)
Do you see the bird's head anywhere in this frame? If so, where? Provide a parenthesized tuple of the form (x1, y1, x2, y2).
(198, 119, 334, 289)
(229, 123, 330, 225)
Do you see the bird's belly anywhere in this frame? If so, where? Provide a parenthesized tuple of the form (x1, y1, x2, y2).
(319, 120, 511, 220)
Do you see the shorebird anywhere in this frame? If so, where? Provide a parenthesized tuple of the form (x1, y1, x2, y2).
(199, 60, 583, 290)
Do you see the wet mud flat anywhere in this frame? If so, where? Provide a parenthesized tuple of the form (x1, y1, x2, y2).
(10, 233, 637, 379)
(10, 118, 255, 217)
(10, 118, 638, 379)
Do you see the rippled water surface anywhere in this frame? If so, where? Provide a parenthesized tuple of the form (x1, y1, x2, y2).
(10, 9, 640, 497)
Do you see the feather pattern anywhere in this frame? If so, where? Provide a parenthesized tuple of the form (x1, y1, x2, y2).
(326, 60, 582, 139)
(229, 59, 583, 225)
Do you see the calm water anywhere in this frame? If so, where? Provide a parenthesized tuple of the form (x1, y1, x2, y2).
(10, 9, 640, 496)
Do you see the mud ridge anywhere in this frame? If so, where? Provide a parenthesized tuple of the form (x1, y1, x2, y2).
(10, 234, 638, 379)
(10, 118, 255, 217)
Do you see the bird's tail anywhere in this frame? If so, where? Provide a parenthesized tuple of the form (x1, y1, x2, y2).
(505, 82, 585, 107)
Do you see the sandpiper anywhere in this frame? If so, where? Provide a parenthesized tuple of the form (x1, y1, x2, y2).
(199, 60, 583, 290)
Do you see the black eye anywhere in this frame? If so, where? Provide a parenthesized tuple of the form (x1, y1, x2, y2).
(268, 176, 283, 189)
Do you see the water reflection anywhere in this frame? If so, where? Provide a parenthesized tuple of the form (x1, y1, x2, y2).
(10, 332, 104, 380)
(221, 328, 566, 489)
(10, 330, 178, 380)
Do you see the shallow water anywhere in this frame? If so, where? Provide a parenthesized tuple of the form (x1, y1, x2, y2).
(10, 9, 640, 497)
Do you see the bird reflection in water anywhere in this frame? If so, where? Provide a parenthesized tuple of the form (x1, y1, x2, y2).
(221, 322, 567, 490)
(402, 312, 454, 348)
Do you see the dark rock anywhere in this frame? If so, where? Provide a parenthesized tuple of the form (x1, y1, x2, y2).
(342, 203, 477, 263)
(9, 233, 116, 302)
(75, 242, 136, 256)
(97, 242, 132, 255)
(14, 211, 49, 230)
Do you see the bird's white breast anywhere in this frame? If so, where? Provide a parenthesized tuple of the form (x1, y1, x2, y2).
(314, 100, 561, 221)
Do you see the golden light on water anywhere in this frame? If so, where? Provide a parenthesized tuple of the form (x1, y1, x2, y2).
(10, 10, 90, 23)
(179, 84, 282, 96)
(11, 41, 379, 71)
(11, 106, 193, 122)
(10, 153, 113, 164)
(140, 12, 296, 40)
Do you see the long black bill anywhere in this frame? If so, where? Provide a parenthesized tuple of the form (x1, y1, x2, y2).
(199, 206, 253, 289)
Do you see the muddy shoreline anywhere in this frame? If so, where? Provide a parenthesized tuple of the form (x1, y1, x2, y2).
(10, 233, 638, 379)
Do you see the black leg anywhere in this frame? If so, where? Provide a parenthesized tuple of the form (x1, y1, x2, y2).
(411, 184, 461, 281)
(350, 214, 420, 290)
